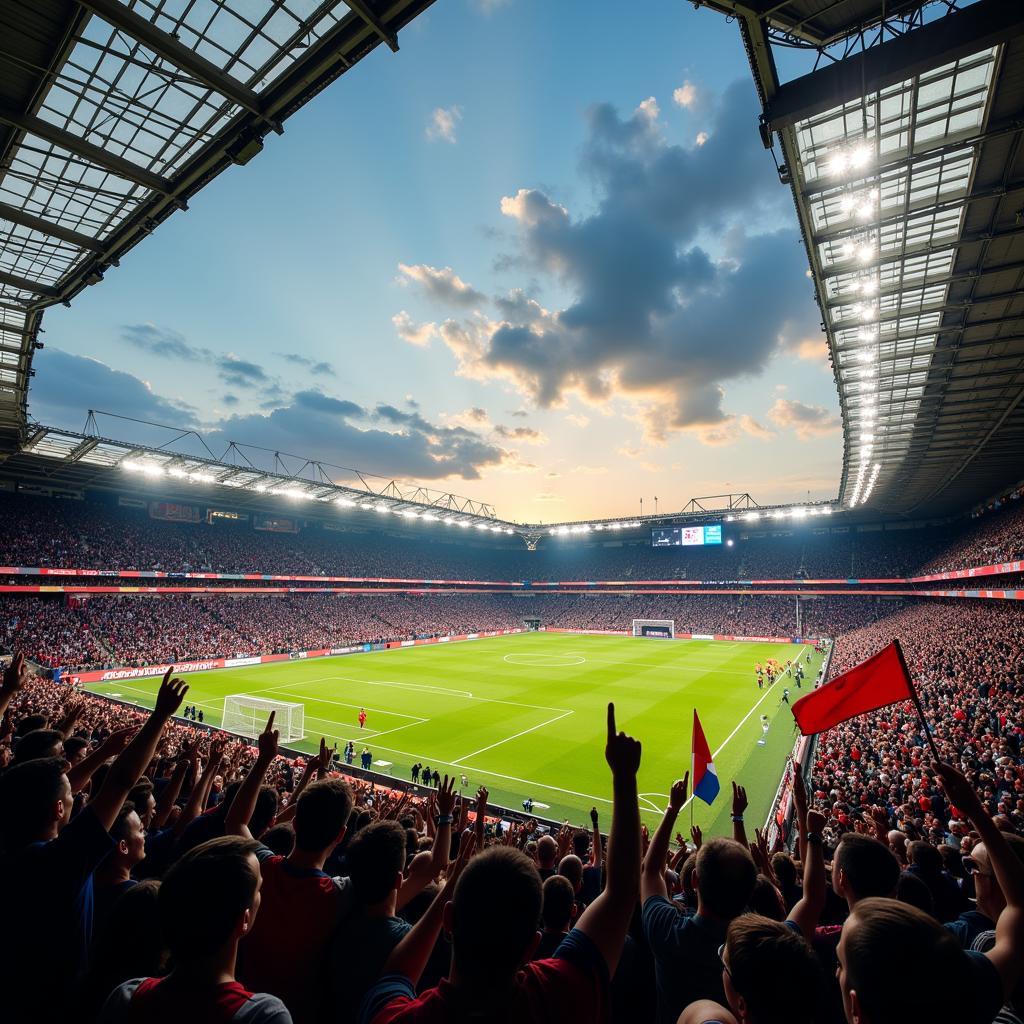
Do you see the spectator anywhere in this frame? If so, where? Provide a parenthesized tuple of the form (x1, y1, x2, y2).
(98, 835, 291, 1022)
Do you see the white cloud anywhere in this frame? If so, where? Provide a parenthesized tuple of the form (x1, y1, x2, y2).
(673, 81, 698, 108)
(636, 96, 660, 121)
(426, 105, 463, 143)
(767, 398, 841, 440)
(397, 263, 484, 306)
(392, 311, 437, 347)
(566, 413, 590, 428)
(695, 131, 708, 147)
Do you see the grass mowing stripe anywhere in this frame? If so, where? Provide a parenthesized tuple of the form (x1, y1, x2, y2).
(85, 633, 822, 831)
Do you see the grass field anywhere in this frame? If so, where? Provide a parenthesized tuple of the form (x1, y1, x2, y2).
(85, 632, 822, 834)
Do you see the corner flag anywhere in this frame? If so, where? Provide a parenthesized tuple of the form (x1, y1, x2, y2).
(691, 709, 720, 805)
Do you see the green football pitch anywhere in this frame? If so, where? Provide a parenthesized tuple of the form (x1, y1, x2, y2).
(85, 632, 822, 835)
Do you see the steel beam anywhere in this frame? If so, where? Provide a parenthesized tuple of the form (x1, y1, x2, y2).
(0, 105, 172, 193)
(78, 0, 268, 119)
(344, 0, 399, 51)
(0, 200, 105, 252)
(0, 270, 58, 297)
(765, 0, 1024, 131)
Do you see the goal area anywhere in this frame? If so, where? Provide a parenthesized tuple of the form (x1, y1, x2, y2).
(632, 619, 675, 639)
(222, 694, 305, 741)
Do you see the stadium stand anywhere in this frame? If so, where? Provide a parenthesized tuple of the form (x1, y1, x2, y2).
(1, 0, 1023, 1021)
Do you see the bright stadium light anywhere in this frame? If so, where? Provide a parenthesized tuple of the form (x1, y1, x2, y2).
(726, 538, 734, 547)
(376, 503, 391, 513)
(792, 507, 807, 518)
(857, 244, 875, 263)
(458, 520, 470, 529)
(335, 497, 356, 507)
(744, 511, 760, 521)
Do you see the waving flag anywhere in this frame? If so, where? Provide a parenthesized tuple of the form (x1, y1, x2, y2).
(691, 709, 720, 805)
(791, 640, 914, 736)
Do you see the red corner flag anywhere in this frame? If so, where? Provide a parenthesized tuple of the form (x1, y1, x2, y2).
(791, 640, 914, 736)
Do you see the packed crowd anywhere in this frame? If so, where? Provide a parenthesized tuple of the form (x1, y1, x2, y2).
(1, 611, 1022, 1024)
(1, 592, 899, 672)
(4, 492, 1023, 584)
(811, 600, 1024, 849)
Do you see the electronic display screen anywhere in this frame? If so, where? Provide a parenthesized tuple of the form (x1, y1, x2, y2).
(651, 524, 723, 546)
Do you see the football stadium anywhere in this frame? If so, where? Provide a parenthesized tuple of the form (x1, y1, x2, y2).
(0, 1, 1023, 1023)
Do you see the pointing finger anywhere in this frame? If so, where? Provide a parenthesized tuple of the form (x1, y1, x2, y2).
(607, 703, 616, 741)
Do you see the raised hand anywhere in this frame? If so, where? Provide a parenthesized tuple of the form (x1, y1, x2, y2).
(732, 780, 748, 817)
(257, 711, 279, 760)
(436, 774, 457, 817)
(791, 762, 808, 813)
(154, 666, 189, 719)
(932, 760, 985, 820)
(590, 806, 599, 826)
(604, 703, 641, 778)
(314, 736, 332, 774)
(99, 725, 137, 757)
(1, 652, 29, 695)
(668, 774, 689, 812)
(475, 786, 489, 812)
(690, 824, 703, 849)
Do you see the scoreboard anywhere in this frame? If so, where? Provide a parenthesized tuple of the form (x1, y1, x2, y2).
(651, 524, 723, 547)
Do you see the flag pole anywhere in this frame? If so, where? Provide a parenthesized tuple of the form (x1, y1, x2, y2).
(690, 711, 695, 831)
(892, 638, 941, 761)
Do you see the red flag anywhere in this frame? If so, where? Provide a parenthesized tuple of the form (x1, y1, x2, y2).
(791, 641, 914, 735)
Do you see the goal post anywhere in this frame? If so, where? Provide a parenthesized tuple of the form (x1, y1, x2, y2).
(222, 694, 305, 742)
(632, 619, 676, 639)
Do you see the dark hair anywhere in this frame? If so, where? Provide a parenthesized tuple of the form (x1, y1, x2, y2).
(14, 714, 46, 737)
(0, 757, 67, 851)
(63, 736, 89, 761)
(749, 875, 786, 921)
(572, 830, 590, 859)
(159, 836, 261, 960)
(128, 779, 155, 810)
(294, 778, 353, 852)
(12, 728, 64, 765)
(541, 874, 575, 932)
(844, 898, 973, 1021)
(250, 785, 280, 839)
(727, 914, 820, 1024)
(347, 821, 407, 905)
(835, 834, 900, 901)
(260, 823, 295, 857)
(896, 869, 934, 915)
(110, 802, 139, 846)
(452, 847, 542, 981)
(694, 838, 757, 919)
(79, 880, 165, 1017)
(908, 840, 943, 875)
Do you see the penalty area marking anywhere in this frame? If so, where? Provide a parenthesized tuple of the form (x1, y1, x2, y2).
(503, 653, 586, 667)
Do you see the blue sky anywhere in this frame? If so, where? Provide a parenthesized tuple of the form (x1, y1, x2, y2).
(32, 0, 842, 522)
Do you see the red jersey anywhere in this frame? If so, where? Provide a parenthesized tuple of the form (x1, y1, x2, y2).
(362, 929, 607, 1024)
(237, 850, 351, 1024)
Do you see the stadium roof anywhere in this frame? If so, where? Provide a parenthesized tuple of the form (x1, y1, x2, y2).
(702, 0, 1024, 519)
(0, 0, 435, 448)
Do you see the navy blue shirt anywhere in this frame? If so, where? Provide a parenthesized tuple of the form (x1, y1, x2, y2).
(642, 896, 728, 1024)
(0, 804, 115, 1021)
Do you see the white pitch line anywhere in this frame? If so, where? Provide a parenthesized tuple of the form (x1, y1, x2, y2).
(262, 690, 427, 722)
(451, 709, 574, 765)
(678, 645, 807, 814)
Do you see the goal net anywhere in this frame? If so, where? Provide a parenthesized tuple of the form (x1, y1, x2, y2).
(632, 619, 675, 639)
(222, 694, 305, 742)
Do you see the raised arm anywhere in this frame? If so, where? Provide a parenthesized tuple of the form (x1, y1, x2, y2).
(90, 669, 188, 832)
(589, 806, 602, 868)
(934, 760, 1024, 1000)
(225, 713, 278, 838)
(429, 775, 457, 879)
(66, 726, 136, 794)
(641, 775, 688, 903)
(276, 739, 329, 824)
(474, 786, 488, 850)
(175, 741, 225, 837)
(382, 832, 476, 985)
(787, 809, 827, 942)
(0, 652, 29, 720)
(574, 703, 642, 976)
(151, 747, 194, 831)
(731, 781, 749, 848)
(791, 761, 809, 864)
